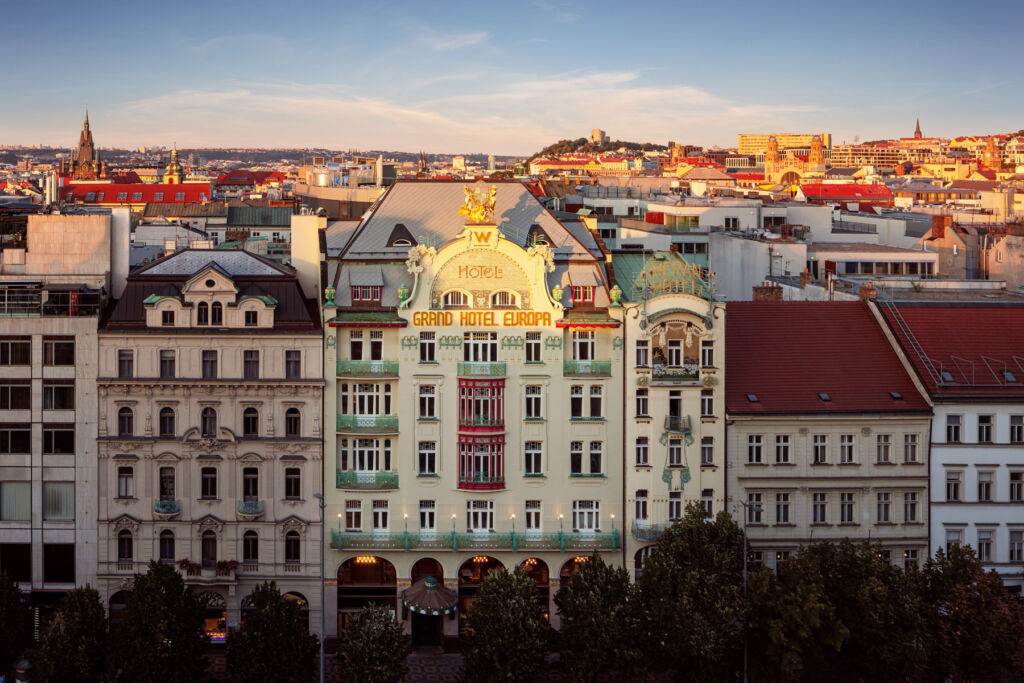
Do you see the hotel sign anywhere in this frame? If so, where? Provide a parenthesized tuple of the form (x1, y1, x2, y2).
(413, 310, 553, 327)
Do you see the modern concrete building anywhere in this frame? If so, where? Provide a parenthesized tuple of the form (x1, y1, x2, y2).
(95, 248, 324, 638)
(0, 210, 128, 627)
(321, 180, 624, 646)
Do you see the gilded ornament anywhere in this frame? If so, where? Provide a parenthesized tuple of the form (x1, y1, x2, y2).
(457, 181, 497, 224)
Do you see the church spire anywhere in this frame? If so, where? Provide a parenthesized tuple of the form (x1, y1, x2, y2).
(84, 106, 90, 130)
(914, 118, 922, 139)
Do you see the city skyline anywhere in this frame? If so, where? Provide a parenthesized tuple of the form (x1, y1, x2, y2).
(3, 0, 1023, 154)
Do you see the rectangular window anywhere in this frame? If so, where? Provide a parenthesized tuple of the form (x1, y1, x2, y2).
(401, 501, 429, 536)
(419, 332, 435, 363)
(977, 471, 993, 501)
(345, 500, 361, 531)
(669, 492, 682, 521)
(525, 385, 542, 419)
(159, 467, 175, 500)
(161, 310, 175, 326)
(570, 441, 583, 475)
(418, 441, 436, 475)
(840, 492, 854, 523)
(285, 468, 301, 499)
(571, 286, 594, 304)
(0, 383, 31, 410)
(901, 491, 917, 522)
(42, 482, 74, 520)
(701, 489, 713, 519)
(1010, 531, 1023, 562)
(634, 490, 648, 521)
(635, 339, 649, 367)
(525, 500, 541, 531)
(589, 385, 602, 418)
(243, 350, 259, 379)
(42, 382, 74, 410)
(877, 492, 891, 523)
(202, 350, 218, 379)
(245, 310, 258, 327)
(747, 435, 763, 464)
(700, 390, 713, 417)
(701, 437, 714, 467)
(776, 493, 790, 524)
(904, 434, 919, 463)
(876, 434, 891, 463)
(946, 470, 961, 501)
(667, 340, 682, 367)
(701, 340, 714, 368)
(978, 415, 993, 443)
(572, 500, 599, 532)
(1011, 415, 1024, 444)
(201, 467, 217, 499)
(524, 441, 542, 475)
(635, 437, 649, 466)
(463, 332, 497, 362)
(0, 482, 31, 521)
(570, 386, 583, 418)
(572, 330, 595, 361)
(589, 442, 603, 475)
(467, 500, 493, 532)
(668, 438, 682, 467)
(946, 415, 961, 443)
(372, 500, 389, 531)
(369, 330, 382, 361)
(775, 435, 790, 464)
(975, 529, 993, 562)
(118, 349, 134, 378)
(635, 389, 649, 417)
(1011, 472, 1023, 502)
(0, 338, 31, 366)
(285, 350, 301, 379)
(117, 466, 135, 498)
(242, 467, 259, 500)
(43, 338, 75, 366)
(159, 350, 176, 379)
(813, 435, 828, 464)
(904, 549, 919, 569)
(0, 425, 31, 454)
(813, 493, 827, 523)
(747, 493, 763, 524)
(350, 331, 363, 361)
(839, 434, 855, 464)
(525, 331, 541, 363)
(43, 425, 74, 454)
(419, 385, 436, 419)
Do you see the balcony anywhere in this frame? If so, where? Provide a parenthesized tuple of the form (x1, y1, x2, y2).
(664, 415, 692, 434)
(651, 360, 700, 384)
(336, 470, 399, 490)
(153, 499, 181, 519)
(458, 415, 505, 428)
(458, 472, 505, 490)
(0, 288, 102, 317)
(337, 414, 399, 432)
(631, 521, 670, 542)
(237, 500, 265, 519)
(336, 360, 399, 377)
(330, 528, 620, 553)
(563, 360, 612, 377)
(457, 361, 506, 377)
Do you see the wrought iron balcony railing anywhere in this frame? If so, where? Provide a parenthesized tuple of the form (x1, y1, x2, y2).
(336, 470, 399, 490)
(457, 361, 507, 377)
(664, 414, 692, 434)
(336, 414, 399, 432)
(631, 521, 670, 542)
(153, 499, 181, 515)
(329, 528, 620, 553)
(237, 500, 264, 517)
(336, 359, 399, 376)
(563, 360, 612, 377)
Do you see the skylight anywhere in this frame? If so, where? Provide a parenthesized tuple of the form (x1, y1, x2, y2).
(818, 393, 831, 402)
(746, 394, 759, 403)
(889, 391, 903, 400)
(1004, 370, 1018, 383)
(940, 370, 955, 382)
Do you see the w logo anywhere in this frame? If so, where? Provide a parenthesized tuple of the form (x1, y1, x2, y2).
(473, 231, 490, 243)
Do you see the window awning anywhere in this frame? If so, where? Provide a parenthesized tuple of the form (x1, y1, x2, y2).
(565, 266, 601, 287)
(401, 576, 457, 616)
(347, 266, 384, 287)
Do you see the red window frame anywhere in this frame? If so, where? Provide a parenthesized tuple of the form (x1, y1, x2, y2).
(458, 433, 505, 490)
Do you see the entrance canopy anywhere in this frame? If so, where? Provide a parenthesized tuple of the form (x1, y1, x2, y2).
(402, 576, 457, 616)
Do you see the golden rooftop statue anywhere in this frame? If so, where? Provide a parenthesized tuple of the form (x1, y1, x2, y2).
(458, 180, 497, 224)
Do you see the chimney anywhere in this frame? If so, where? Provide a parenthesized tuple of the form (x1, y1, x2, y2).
(780, 224, 793, 239)
(799, 268, 812, 289)
(669, 243, 679, 254)
(752, 281, 783, 302)
(859, 282, 877, 301)
(931, 214, 951, 239)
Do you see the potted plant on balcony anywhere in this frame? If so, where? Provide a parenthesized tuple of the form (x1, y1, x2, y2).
(178, 558, 201, 576)
(216, 559, 238, 577)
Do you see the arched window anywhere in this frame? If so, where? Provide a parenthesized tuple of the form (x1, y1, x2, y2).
(201, 407, 217, 437)
(117, 407, 134, 437)
(243, 530, 259, 563)
(243, 408, 259, 437)
(159, 407, 175, 437)
(159, 530, 175, 562)
(211, 302, 223, 325)
(117, 530, 133, 562)
(285, 408, 300, 437)
(197, 301, 209, 325)
(285, 531, 300, 563)
(443, 290, 469, 308)
(201, 530, 217, 568)
(490, 290, 518, 308)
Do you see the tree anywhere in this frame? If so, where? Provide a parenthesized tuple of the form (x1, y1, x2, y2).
(336, 602, 410, 683)
(227, 582, 318, 683)
(554, 551, 636, 682)
(923, 545, 1024, 681)
(0, 572, 31, 674)
(634, 504, 745, 681)
(462, 566, 551, 682)
(115, 561, 209, 681)
(35, 587, 109, 682)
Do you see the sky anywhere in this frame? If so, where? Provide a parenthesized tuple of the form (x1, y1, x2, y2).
(2, 0, 1023, 155)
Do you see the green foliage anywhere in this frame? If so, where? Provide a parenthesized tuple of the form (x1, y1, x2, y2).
(115, 561, 209, 682)
(462, 566, 551, 682)
(634, 504, 745, 681)
(554, 551, 636, 682)
(0, 571, 31, 673)
(531, 137, 667, 160)
(336, 602, 411, 683)
(35, 587, 109, 682)
(227, 582, 319, 683)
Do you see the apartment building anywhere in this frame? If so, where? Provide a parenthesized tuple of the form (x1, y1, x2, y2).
(726, 301, 932, 569)
(95, 249, 324, 637)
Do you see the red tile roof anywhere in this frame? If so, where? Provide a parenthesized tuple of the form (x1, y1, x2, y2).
(879, 304, 1024, 398)
(216, 170, 286, 186)
(726, 301, 929, 415)
(61, 182, 212, 204)
(799, 183, 893, 201)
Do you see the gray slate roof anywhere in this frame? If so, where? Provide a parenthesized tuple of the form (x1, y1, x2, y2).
(138, 249, 293, 277)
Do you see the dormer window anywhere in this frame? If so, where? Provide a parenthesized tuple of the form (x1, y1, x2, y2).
(351, 286, 381, 303)
(211, 302, 223, 325)
(443, 290, 470, 308)
(392, 239, 412, 247)
(245, 310, 258, 327)
(197, 302, 209, 325)
(491, 291, 518, 308)
(571, 286, 594, 303)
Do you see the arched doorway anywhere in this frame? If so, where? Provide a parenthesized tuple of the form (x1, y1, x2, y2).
(199, 591, 227, 642)
(634, 546, 655, 581)
(779, 171, 801, 187)
(108, 590, 131, 630)
(406, 558, 451, 647)
(559, 556, 591, 593)
(520, 558, 550, 621)
(457, 556, 504, 637)
(337, 556, 397, 634)
(284, 592, 310, 630)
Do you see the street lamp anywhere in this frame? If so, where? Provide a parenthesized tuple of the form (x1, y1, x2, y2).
(738, 500, 762, 683)
(314, 493, 325, 683)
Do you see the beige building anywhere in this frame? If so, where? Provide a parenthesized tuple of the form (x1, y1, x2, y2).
(0, 211, 128, 625)
(738, 133, 832, 156)
(320, 180, 624, 646)
(95, 249, 324, 638)
(725, 301, 932, 569)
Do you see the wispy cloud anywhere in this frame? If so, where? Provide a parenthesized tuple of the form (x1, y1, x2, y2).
(415, 28, 489, 52)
